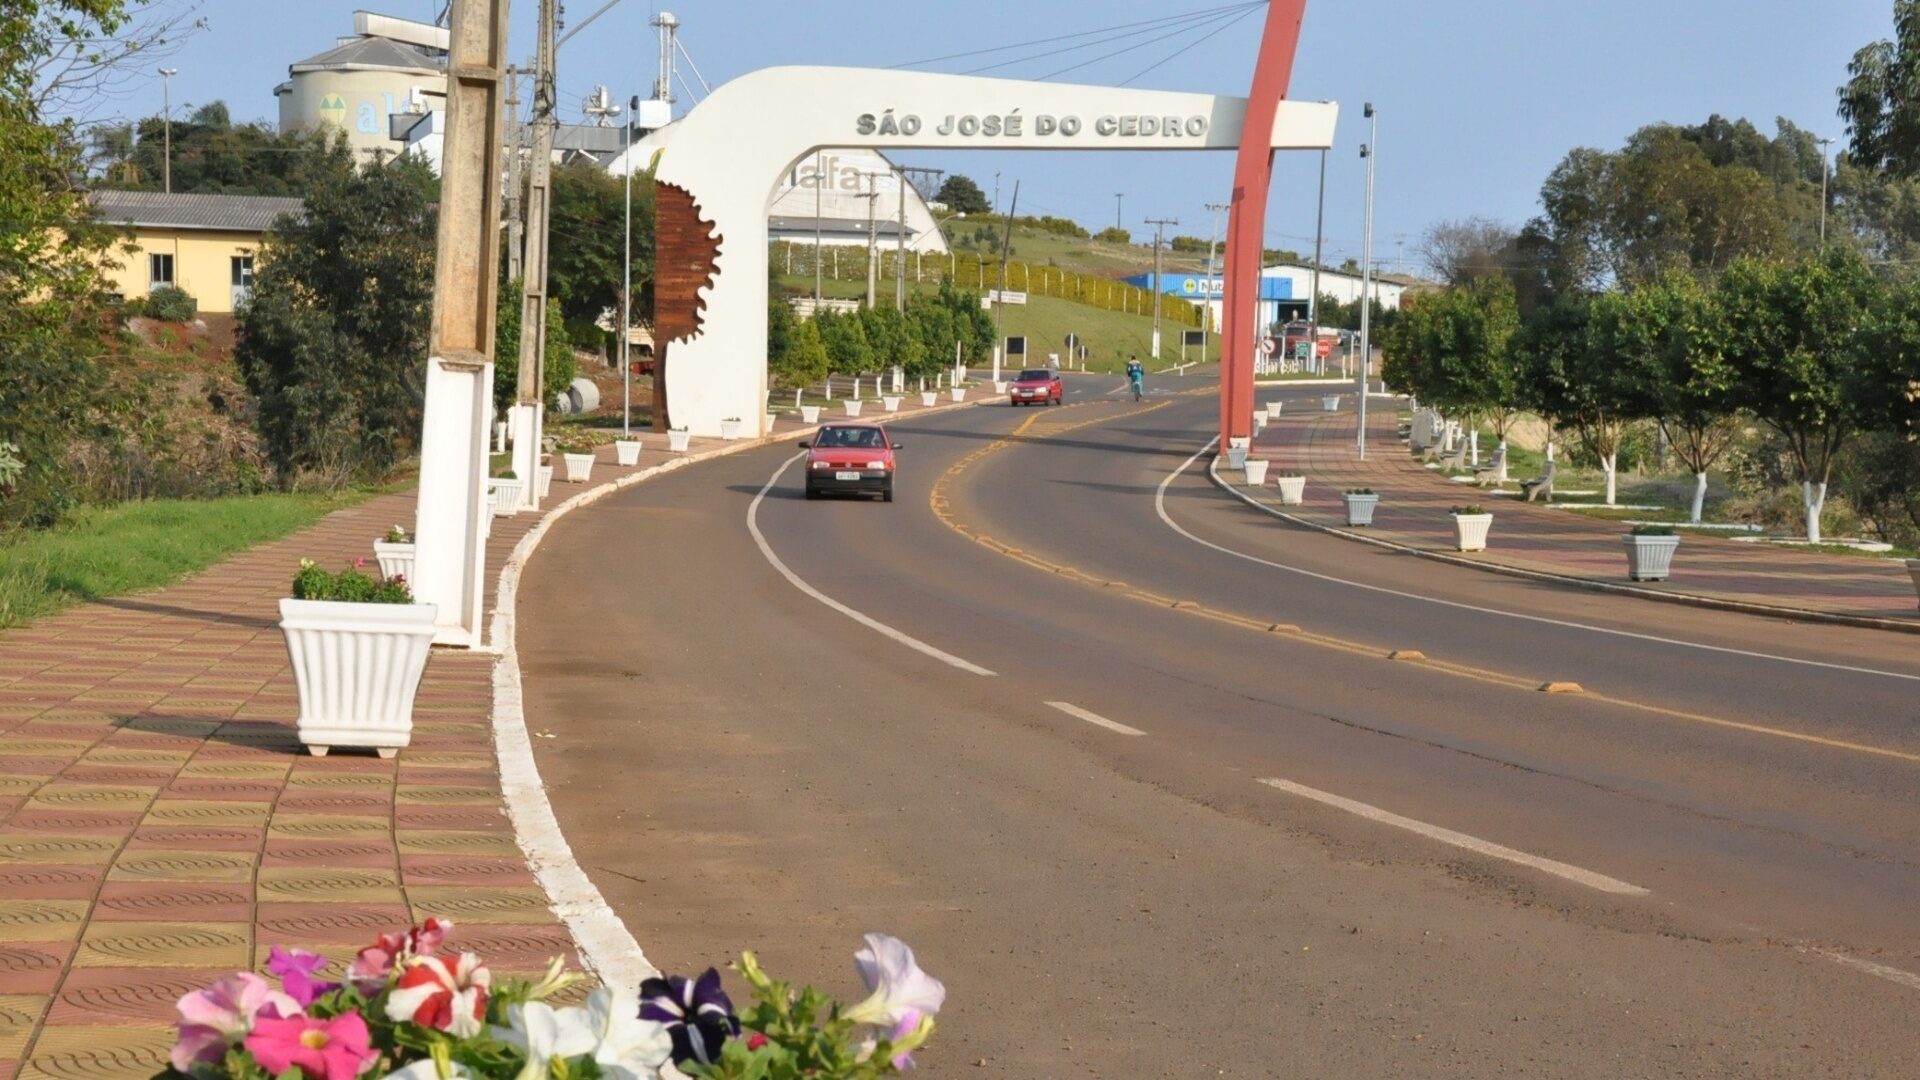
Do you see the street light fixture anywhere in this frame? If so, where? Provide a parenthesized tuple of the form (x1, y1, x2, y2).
(159, 67, 178, 194)
(1357, 102, 1377, 461)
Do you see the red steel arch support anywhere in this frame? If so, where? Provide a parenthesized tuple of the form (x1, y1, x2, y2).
(1221, 0, 1310, 448)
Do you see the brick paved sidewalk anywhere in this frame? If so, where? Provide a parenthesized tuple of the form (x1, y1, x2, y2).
(1245, 402, 1920, 625)
(0, 392, 970, 1079)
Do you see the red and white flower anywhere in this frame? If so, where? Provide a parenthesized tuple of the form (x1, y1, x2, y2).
(385, 952, 491, 1038)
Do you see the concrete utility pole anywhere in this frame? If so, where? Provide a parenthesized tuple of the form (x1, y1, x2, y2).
(859, 171, 884, 308)
(895, 165, 908, 312)
(504, 67, 523, 281)
(1818, 135, 1835, 250)
(1146, 217, 1178, 360)
(412, 0, 511, 647)
(1357, 103, 1378, 461)
(1114, 193, 1124, 232)
(511, 0, 558, 509)
(1204, 202, 1229, 370)
(993, 181, 1020, 382)
(159, 68, 177, 194)
(622, 94, 637, 437)
(1308, 148, 1326, 376)
(813, 151, 825, 308)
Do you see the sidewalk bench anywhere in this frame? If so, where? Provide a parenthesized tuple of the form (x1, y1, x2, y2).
(1521, 460, 1557, 503)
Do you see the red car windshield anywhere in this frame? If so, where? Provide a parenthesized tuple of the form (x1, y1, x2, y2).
(813, 427, 887, 449)
(1016, 369, 1054, 382)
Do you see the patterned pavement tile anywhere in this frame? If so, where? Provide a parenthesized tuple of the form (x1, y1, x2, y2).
(105, 850, 256, 884)
(0, 945, 72, 994)
(93, 884, 251, 924)
(395, 830, 518, 857)
(72, 922, 250, 969)
(15, 1022, 173, 1079)
(0, 901, 88, 943)
(0, 995, 42, 1063)
(407, 886, 553, 925)
(256, 867, 404, 905)
(43, 968, 221, 1027)
(0, 835, 123, 866)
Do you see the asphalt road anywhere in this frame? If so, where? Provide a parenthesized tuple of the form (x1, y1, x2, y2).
(518, 373, 1920, 1077)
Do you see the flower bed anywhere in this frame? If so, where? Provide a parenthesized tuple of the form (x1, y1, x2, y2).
(156, 920, 944, 1080)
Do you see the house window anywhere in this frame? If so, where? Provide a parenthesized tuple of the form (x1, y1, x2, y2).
(231, 255, 255, 292)
(148, 253, 175, 291)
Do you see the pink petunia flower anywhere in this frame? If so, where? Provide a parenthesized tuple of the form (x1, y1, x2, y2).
(245, 1011, 378, 1079)
(267, 947, 337, 1008)
(171, 971, 302, 1072)
(385, 952, 491, 1038)
(350, 918, 454, 991)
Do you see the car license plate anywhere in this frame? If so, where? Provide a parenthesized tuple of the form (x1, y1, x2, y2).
(835, 471, 861, 481)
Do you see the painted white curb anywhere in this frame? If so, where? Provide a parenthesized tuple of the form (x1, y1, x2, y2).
(487, 398, 982, 988)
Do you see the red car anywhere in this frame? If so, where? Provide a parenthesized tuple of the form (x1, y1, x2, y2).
(801, 423, 900, 502)
(1008, 367, 1063, 406)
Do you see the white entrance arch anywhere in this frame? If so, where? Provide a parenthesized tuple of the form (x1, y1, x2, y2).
(609, 66, 1337, 437)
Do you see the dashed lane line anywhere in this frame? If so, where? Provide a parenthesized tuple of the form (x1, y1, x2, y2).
(1255, 777, 1651, 896)
(1045, 701, 1147, 736)
(748, 452, 996, 676)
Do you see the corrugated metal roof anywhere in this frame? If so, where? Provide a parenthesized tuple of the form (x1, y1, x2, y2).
(89, 190, 305, 233)
(290, 35, 444, 76)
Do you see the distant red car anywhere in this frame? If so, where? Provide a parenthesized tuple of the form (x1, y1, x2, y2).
(1008, 367, 1063, 406)
(801, 423, 899, 502)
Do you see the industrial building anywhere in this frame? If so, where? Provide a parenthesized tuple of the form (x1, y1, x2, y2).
(1128, 262, 1433, 329)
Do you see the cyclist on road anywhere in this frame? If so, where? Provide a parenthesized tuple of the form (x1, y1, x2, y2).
(1126, 356, 1145, 401)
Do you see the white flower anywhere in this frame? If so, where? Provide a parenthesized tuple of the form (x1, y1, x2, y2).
(377, 1060, 478, 1080)
(494, 1001, 597, 1080)
(585, 987, 672, 1080)
(844, 934, 945, 1027)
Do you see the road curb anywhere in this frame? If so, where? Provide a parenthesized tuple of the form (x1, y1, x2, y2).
(1203, 456, 1920, 637)
(485, 395, 983, 988)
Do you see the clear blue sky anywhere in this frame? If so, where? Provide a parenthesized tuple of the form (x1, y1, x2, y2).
(121, 0, 1891, 274)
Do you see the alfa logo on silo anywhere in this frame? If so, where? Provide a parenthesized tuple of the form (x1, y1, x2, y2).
(320, 93, 348, 127)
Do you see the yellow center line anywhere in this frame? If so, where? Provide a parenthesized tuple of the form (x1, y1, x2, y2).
(927, 400, 1920, 767)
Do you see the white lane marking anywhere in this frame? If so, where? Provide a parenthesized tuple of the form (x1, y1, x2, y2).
(1803, 947, 1920, 992)
(1045, 701, 1146, 736)
(749, 453, 996, 676)
(1256, 777, 1650, 896)
(1154, 438, 1920, 686)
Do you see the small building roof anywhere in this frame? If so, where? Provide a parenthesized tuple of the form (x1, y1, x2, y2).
(89, 190, 305, 233)
(290, 35, 444, 77)
(770, 216, 913, 240)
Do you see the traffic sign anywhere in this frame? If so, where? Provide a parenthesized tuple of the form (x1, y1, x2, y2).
(1258, 336, 1278, 356)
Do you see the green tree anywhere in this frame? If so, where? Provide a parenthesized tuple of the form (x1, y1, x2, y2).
(493, 281, 576, 415)
(1391, 276, 1525, 446)
(92, 103, 351, 195)
(0, 0, 129, 528)
(1720, 251, 1884, 542)
(814, 309, 874, 374)
(858, 304, 926, 375)
(1519, 293, 1650, 504)
(935, 173, 990, 214)
(1840, 0, 1920, 177)
(1627, 272, 1740, 522)
(547, 158, 656, 349)
(777, 317, 831, 387)
(235, 157, 438, 483)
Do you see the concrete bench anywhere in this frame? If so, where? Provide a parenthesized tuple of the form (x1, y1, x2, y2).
(1472, 445, 1508, 485)
(1521, 460, 1557, 503)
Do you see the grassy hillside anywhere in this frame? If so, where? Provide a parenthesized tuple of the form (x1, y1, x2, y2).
(948, 223, 1212, 278)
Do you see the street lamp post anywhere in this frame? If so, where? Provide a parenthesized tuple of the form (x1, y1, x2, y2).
(1817, 135, 1835, 250)
(1357, 102, 1377, 461)
(159, 68, 178, 194)
(1308, 148, 1326, 376)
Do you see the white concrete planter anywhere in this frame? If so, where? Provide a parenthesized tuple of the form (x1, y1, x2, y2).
(372, 541, 414, 583)
(801, 405, 821, 423)
(279, 598, 437, 757)
(1253, 415, 1267, 436)
(883, 395, 902, 413)
(1276, 476, 1305, 505)
(668, 429, 692, 453)
(489, 477, 524, 517)
(1626, 535, 1682, 582)
(993, 380, 1008, 394)
(1265, 401, 1282, 419)
(1243, 460, 1270, 486)
(1226, 445, 1248, 470)
(1452, 512, 1494, 552)
(1322, 395, 1341, 412)
(614, 439, 643, 465)
(536, 465, 553, 500)
(920, 391, 938, 407)
(842, 400, 863, 417)
(1907, 560, 1920, 608)
(719, 420, 743, 441)
(563, 453, 595, 483)
(950, 387, 966, 402)
(1343, 493, 1379, 526)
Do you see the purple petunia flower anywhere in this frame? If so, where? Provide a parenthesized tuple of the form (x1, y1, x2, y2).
(638, 968, 740, 1067)
(266, 947, 337, 1008)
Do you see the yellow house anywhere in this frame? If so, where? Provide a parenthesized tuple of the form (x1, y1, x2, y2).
(89, 191, 304, 316)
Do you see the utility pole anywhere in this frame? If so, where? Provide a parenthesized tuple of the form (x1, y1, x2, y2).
(1145, 217, 1178, 361)
(159, 68, 177, 194)
(813, 151, 825, 308)
(993, 181, 1020, 382)
(511, 0, 558, 509)
(1114, 193, 1124, 233)
(1818, 135, 1835, 250)
(622, 94, 637, 437)
(1204, 202, 1229, 370)
(504, 67, 523, 281)
(1357, 103, 1378, 461)
(412, 0, 511, 647)
(895, 165, 908, 312)
(859, 171, 883, 308)
(1308, 148, 1326, 376)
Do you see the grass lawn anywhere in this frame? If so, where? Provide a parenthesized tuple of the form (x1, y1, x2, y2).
(0, 490, 386, 630)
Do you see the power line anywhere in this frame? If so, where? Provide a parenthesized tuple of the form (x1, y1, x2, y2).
(886, 3, 1260, 71)
(1034, 7, 1247, 82)
(1119, 5, 1260, 86)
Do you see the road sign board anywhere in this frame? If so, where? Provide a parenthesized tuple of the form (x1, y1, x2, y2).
(1259, 337, 1278, 356)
